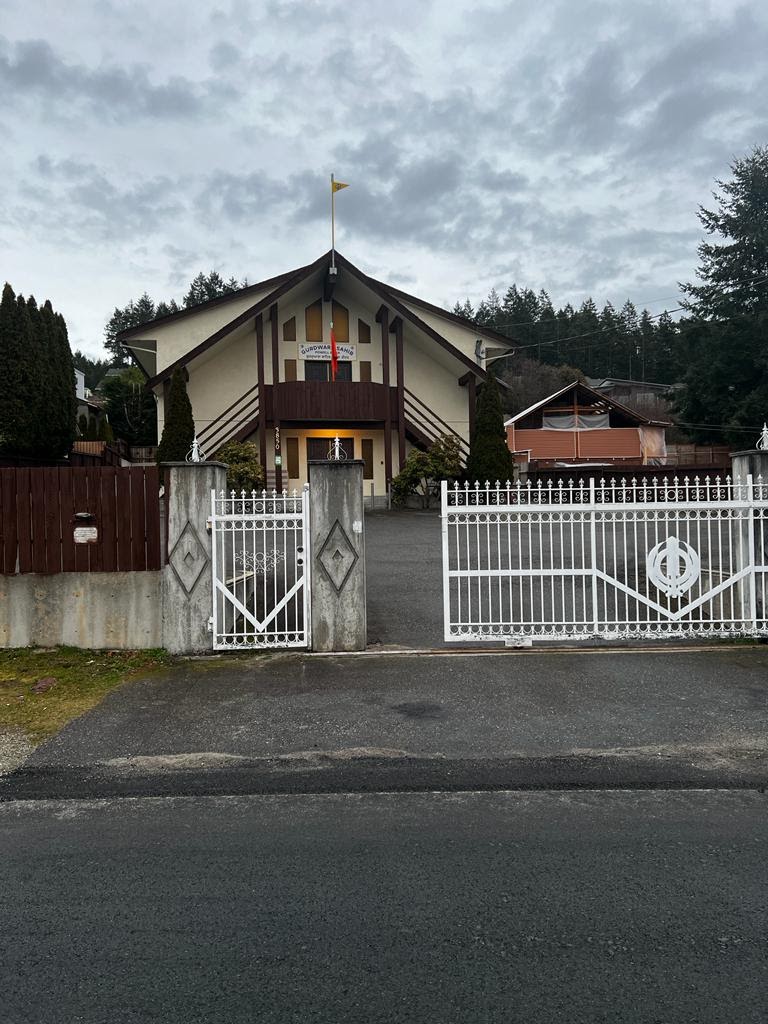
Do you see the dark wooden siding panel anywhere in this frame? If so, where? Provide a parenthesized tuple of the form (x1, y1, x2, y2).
(43, 467, 61, 573)
(144, 465, 162, 570)
(29, 471, 47, 573)
(283, 316, 296, 341)
(0, 466, 162, 575)
(86, 467, 104, 572)
(358, 319, 370, 344)
(129, 466, 147, 571)
(100, 468, 117, 572)
(59, 468, 76, 572)
(273, 381, 391, 421)
(331, 301, 349, 342)
(115, 469, 132, 571)
(286, 437, 299, 479)
(305, 301, 323, 343)
(15, 468, 32, 573)
(71, 469, 91, 572)
(1, 469, 17, 573)
(361, 439, 374, 480)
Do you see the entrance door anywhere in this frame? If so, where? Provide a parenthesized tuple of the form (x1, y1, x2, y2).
(307, 437, 355, 462)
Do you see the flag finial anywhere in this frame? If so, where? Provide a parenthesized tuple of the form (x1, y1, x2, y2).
(330, 173, 349, 270)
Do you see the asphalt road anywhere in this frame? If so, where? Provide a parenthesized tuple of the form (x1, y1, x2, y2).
(2, 789, 767, 1024)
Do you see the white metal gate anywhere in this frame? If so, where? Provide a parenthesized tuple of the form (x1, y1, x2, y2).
(441, 476, 768, 643)
(210, 486, 311, 650)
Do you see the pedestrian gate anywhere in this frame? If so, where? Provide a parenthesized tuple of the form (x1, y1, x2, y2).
(441, 476, 768, 643)
(210, 486, 310, 650)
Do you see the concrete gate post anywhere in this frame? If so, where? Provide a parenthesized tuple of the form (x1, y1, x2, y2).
(308, 460, 366, 652)
(731, 448, 768, 627)
(161, 461, 227, 655)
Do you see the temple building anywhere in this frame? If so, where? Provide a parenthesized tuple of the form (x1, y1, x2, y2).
(120, 250, 514, 500)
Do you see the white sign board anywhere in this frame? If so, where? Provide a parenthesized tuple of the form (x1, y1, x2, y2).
(73, 526, 98, 544)
(299, 343, 355, 361)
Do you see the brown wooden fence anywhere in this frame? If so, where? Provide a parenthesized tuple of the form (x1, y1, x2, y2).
(0, 466, 163, 574)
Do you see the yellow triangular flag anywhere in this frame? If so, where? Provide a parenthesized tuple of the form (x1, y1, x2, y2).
(332, 180, 350, 192)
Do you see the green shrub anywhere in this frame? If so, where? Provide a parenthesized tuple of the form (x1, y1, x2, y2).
(391, 434, 462, 509)
(217, 440, 266, 494)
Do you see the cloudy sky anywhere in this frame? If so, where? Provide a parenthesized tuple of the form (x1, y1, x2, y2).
(1, 0, 766, 357)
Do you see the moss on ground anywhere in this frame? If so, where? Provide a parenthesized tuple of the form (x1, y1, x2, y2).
(0, 647, 173, 743)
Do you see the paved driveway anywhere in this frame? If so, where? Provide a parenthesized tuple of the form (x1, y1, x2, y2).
(21, 647, 768, 775)
(365, 509, 445, 647)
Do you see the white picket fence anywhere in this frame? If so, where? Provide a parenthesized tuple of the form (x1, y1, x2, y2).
(441, 475, 768, 643)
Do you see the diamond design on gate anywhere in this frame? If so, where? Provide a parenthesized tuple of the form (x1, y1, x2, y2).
(168, 521, 208, 595)
(317, 519, 358, 594)
(646, 536, 701, 599)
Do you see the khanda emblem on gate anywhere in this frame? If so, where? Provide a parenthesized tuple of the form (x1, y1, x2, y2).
(646, 536, 701, 599)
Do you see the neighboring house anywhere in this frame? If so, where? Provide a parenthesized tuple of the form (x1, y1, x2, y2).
(118, 250, 515, 499)
(587, 377, 677, 421)
(74, 367, 105, 434)
(506, 380, 669, 468)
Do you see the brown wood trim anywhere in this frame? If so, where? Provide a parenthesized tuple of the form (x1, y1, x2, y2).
(403, 386, 465, 440)
(378, 306, 392, 484)
(384, 282, 518, 348)
(145, 250, 331, 388)
(403, 399, 469, 454)
(270, 303, 279, 385)
(467, 375, 477, 441)
(393, 317, 405, 470)
(255, 314, 267, 469)
(340, 253, 490, 380)
(118, 266, 308, 342)
(198, 383, 259, 440)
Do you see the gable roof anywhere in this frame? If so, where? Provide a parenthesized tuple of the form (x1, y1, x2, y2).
(504, 380, 670, 427)
(117, 266, 304, 341)
(129, 249, 502, 388)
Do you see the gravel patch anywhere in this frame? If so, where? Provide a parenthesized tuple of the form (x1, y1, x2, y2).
(0, 729, 34, 776)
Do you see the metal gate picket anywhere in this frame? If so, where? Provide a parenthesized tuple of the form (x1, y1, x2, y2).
(441, 475, 768, 643)
(210, 485, 311, 650)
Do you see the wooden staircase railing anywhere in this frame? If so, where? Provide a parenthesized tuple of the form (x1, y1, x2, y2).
(197, 384, 259, 456)
(403, 387, 470, 464)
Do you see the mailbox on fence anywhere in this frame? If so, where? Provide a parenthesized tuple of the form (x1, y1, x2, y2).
(73, 511, 98, 545)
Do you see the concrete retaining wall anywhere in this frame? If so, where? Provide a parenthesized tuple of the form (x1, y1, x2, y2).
(0, 572, 162, 650)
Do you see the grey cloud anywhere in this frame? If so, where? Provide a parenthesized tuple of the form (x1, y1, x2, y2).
(209, 41, 242, 72)
(0, 37, 238, 118)
(17, 157, 184, 241)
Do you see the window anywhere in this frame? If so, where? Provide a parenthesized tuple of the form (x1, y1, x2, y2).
(305, 360, 352, 382)
(361, 438, 374, 480)
(284, 358, 297, 382)
(359, 360, 371, 383)
(283, 317, 296, 342)
(331, 301, 349, 342)
(305, 301, 323, 343)
(358, 319, 371, 344)
(286, 437, 299, 479)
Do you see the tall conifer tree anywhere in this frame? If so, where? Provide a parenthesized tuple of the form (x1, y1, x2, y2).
(156, 368, 195, 464)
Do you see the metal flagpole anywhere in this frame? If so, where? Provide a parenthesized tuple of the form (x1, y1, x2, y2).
(331, 173, 336, 270)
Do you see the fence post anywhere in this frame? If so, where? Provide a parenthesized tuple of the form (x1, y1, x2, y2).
(162, 461, 227, 655)
(308, 459, 366, 652)
(731, 448, 768, 629)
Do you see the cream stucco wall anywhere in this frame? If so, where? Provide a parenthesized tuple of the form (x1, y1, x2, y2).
(151, 272, 475, 494)
(398, 301, 489, 359)
(140, 285, 278, 377)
